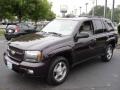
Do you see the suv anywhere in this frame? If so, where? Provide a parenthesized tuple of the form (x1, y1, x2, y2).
(4, 23, 36, 40)
(4, 17, 118, 85)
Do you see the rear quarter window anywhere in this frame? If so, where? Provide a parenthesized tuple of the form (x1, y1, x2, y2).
(93, 19, 103, 34)
(103, 20, 114, 31)
(6, 25, 16, 29)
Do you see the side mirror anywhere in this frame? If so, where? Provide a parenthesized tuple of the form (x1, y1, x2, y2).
(77, 32, 89, 38)
(74, 32, 89, 41)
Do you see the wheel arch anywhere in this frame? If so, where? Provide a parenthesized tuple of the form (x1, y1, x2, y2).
(107, 39, 116, 48)
(48, 47, 73, 68)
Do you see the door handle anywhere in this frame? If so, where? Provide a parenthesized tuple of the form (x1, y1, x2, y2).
(89, 39, 96, 48)
(90, 38, 96, 42)
(106, 36, 109, 38)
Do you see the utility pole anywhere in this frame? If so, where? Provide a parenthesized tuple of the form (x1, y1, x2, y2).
(92, 1, 95, 16)
(96, 0, 97, 7)
(85, 3, 88, 15)
(104, 0, 107, 18)
(74, 9, 77, 16)
(79, 7, 82, 16)
(111, 0, 115, 22)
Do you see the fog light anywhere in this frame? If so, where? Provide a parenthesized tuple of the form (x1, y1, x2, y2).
(27, 69, 34, 74)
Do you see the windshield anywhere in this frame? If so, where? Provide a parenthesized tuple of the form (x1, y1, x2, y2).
(41, 19, 79, 35)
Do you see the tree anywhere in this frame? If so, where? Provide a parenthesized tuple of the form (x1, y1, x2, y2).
(89, 5, 120, 23)
(89, 5, 111, 17)
(27, 0, 55, 23)
(45, 2, 56, 21)
(46, 10, 56, 21)
(114, 5, 120, 23)
(11, 0, 29, 22)
(0, 0, 56, 22)
(0, 0, 14, 21)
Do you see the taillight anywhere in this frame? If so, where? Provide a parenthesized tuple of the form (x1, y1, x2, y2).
(15, 26, 20, 32)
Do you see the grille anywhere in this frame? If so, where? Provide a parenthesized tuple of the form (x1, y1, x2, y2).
(8, 46, 24, 62)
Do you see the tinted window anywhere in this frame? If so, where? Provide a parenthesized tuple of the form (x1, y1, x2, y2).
(93, 20, 103, 34)
(19, 23, 28, 30)
(79, 20, 93, 35)
(104, 20, 114, 31)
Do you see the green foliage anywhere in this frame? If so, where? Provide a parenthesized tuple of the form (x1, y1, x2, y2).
(0, 0, 13, 20)
(0, 0, 56, 22)
(0, 29, 4, 36)
(89, 5, 111, 17)
(46, 10, 56, 21)
(27, 0, 49, 22)
(114, 6, 120, 23)
(11, 0, 28, 22)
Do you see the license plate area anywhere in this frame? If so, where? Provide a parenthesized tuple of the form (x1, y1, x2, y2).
(6, 61, 12, 70)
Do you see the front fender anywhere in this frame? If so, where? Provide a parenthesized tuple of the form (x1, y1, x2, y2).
(47, 45, 72, 58)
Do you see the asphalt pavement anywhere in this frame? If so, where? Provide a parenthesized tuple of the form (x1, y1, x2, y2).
(1, 37, 120, 90)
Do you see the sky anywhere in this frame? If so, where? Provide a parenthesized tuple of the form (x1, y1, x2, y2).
(48, 0, 120, 16)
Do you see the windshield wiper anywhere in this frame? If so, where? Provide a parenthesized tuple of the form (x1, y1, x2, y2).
(48, 32, 62, 36)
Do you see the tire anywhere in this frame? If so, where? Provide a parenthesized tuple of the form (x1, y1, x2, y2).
(47, 56, 69, 85)
(5, 37, 11, 41)
(101, 44, 113, 62)
(4, 36, 11, 41)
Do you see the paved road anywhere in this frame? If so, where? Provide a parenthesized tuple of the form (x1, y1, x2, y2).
(1, 38, 120, 90)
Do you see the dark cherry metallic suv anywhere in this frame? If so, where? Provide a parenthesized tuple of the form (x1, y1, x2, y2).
(4, 17, 118, 85)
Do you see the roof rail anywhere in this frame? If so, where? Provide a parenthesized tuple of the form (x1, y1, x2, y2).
(79, 15, 104, 18)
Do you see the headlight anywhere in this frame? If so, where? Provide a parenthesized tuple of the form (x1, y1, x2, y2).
(7, 46, 10, 50)
(25, 51, 44, 62)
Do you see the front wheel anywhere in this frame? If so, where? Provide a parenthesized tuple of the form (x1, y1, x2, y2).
(47, 57, 69, 85)
(101, 44, 113, 62)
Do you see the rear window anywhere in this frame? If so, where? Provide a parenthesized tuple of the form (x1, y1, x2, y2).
(18, 23, 34, 30)
(104, 20, 114, 31)
(6, 25, 16, 29)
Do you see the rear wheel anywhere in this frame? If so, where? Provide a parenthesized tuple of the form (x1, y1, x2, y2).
(101, 44, 113, 62)
(47, 57, 69, 85)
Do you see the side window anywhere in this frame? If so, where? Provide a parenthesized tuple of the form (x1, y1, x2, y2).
(20, 24, 28, 30)
(79, 20, 93, 35)
(101, 21, 107, 32)
(104, 20, 114, 31)
(93, 20, 103, 34)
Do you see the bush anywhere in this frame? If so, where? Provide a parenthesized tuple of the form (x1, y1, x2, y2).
(0, 29, 5, 36)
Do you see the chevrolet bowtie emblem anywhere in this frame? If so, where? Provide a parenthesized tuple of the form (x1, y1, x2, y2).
(11, 50, 16, 55)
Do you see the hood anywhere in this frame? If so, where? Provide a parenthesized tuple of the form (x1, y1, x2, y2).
(9, 33, 63, 50)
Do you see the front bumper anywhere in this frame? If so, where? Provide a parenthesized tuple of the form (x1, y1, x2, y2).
(4, 33, 18, 39)
(4, 53, 48, 77)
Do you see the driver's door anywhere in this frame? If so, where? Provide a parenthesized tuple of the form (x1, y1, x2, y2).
(73, 20, 96, 63)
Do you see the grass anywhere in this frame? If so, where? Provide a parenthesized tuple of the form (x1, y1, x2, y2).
(0, 29, 5, 36)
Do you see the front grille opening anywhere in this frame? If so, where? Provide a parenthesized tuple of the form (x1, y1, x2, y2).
(8, 46, 24, 62)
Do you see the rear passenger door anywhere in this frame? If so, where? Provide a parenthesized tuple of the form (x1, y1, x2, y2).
(92, 19, 108, 55)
